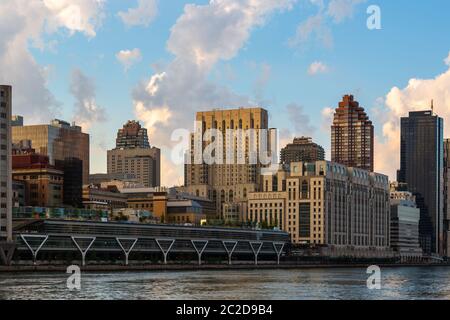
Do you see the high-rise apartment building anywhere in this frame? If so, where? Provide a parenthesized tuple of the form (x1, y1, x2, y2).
(398, 110, 444, 255)
(443, 139, 450, 257)
(331, 95, 374, 172)
(0, 86, 12, 243)
(280, 137, 325, 165)
(107, 121, 160, 188)
(115, 120, 150, 149)
(12, 119, 90, 184)
(247, 161, 390, 256)
(184, 107, 271, 218)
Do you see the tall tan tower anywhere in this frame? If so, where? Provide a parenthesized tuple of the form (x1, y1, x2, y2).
(107, 121, 161, 188)
(184, 107, 271, 219)
(331, 95, 374, 172)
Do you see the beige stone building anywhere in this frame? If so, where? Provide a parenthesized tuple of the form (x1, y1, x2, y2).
(184, 107, 272, 218)
(107, 147, 160, 188)
(248, 161, 391, 255)
(107, 121, 160, 188)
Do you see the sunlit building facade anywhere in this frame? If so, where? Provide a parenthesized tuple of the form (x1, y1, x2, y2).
(248, 161, 391, 255)
(331, 95, 374, 172)
(107, 121, 160, 188)
(184, 107, 271, 218)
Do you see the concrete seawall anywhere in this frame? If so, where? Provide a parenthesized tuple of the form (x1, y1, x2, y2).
(1, 263, 448, 273)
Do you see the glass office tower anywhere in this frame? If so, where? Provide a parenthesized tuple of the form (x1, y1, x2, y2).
(398, 110, 444, 255)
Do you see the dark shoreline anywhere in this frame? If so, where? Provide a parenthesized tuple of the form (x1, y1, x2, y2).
(1, 263, 449, 273)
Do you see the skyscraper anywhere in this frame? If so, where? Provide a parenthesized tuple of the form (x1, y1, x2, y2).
(107, 121, 160, 188)
(443, 138, 450, 257)
(0, 86, 12, 243)
(331, 95, 374, 172)
(12, 119, 90, 184)
(184, 107, 271, 218)
(398, 110, 444, 255)
(280, 137, 325, 165)
(115, 120, 150, 149)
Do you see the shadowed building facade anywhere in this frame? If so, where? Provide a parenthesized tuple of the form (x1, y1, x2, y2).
(390, 186, 423, 261)
(443, 138, 450, 257)
(0, 86, 12, 243)
(398, 110, 444, 255)
(331, 95, 374, 172)
(12, 119, 89, 184)
(280, 137, 325, 165)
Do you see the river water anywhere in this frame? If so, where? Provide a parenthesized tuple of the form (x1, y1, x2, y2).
(1, 267, 450, 300)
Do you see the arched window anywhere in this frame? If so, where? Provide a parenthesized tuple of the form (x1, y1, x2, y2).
(243, 188, 247, 198)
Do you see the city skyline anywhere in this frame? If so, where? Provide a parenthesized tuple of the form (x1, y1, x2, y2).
(2, 1, 450, 186)
(0, 0, 450, 185)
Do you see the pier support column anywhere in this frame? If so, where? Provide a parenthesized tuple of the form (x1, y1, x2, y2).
(273, 242, 285, 265)
(155, 239, 175, 265)
(72, 237, 96, 267)
(222, 241, 237, 265)
(191, 240, 208, 266)
(250, 242, 263, 266)
(116, 238, 138, 266)
(0, 241, 16, 266)
(20, 235, 48, 265)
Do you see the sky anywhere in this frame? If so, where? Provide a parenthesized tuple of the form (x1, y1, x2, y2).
(1, 0, 450, 186)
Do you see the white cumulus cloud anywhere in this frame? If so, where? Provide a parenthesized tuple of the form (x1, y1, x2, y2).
(308, 61, 329, 75)
(132, 0, 296, 186)
(118, 0, 158, 27)
(327, 0, 365, 23)
(445, 51, 450, 66)
(375, 52, 450, 179)
(0, 0, 105, 123)
(289, 0, 364, 48)
(116, 48, 142, 71)
(70, 68, 107, 131)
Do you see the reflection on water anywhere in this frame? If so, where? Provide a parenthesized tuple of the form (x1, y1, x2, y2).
(1, 267, 450, 300)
